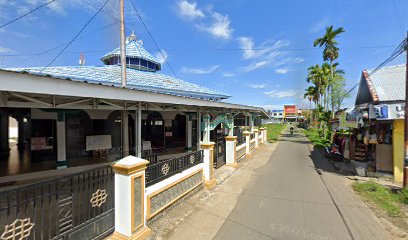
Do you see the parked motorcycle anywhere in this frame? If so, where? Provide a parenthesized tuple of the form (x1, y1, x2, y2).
(324, 143, 343, 161)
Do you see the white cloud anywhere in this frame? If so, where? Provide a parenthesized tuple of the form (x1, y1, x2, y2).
(240, 61, 268, 72)
(197, 11, 233, 40)
(0, 46, 12, 53)
(275, 68, 290, 74)
(247, 83, 267, 89)
(177, 0, 204, 20)
(154, 50, 168, 64)
(261, 104, 284, 110)
(235, 37, 303, 74)
(310, 17, 329, 34)
(222, 72, 236, 77)
(181, 65, 220, 74)
(264, 89, 299, 98)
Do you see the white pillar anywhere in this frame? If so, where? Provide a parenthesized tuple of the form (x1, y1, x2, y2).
(112, 156, 151, 239)
(259, 127, 265, 144)
(243, 131, 251, 155)
(186, 114, 193, 152)
(254, 129, 259, 148)
(135, 104, 142, 158)
(122, 110, 129, 157)
(57, 112, 67, 169)
(197, 110, 201, 150)
(228, 115, 234, 136)
(202, 113, 211, 143)
(225, 136, 237, 168)
(201, 142, 216, 189)
(249, 114, 254, 133)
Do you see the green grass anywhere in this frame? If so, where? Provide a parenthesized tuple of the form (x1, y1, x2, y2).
(262, 123, 286, 142)
(353, 181, 408, 217)
(303, 128, 329, 148)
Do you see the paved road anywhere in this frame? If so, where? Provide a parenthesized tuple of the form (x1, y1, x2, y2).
(213, 127, 391, 240)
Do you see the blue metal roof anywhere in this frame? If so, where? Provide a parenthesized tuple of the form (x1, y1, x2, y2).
(100, 34, 160, 66)
(5, 65, 230, 100)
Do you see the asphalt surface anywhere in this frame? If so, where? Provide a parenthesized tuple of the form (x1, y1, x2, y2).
(213, 127, 391, 240)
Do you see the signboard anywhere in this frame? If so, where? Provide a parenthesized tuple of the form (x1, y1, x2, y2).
(86, 135, 112, 151)
(369, 103, 404, 120)
(284, 105, 297, 117)
(31, 137, 53, 151)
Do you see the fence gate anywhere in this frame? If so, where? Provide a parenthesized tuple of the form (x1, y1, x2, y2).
(0, 165, 115, 240)
(213, 137, 226, 169)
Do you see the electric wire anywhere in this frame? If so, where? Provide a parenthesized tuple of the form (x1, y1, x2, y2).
(3, 20, 118, 68)
(345, 39, 406, 95)
(128, 0, 178, 78)
(0, 0, 56, 29)
(40, 0, 110, 72)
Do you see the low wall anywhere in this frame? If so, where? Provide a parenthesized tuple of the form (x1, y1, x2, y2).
(236, 143, 246, 160)
(145, 163, 203, 220)
(250, 138, 256, 150)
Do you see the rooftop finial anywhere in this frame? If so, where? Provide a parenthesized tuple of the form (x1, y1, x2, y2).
(128, 31, 137, 41)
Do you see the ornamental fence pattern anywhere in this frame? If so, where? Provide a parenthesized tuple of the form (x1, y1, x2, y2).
(0, 165, 114, 240)
(145, 150, 203, 187)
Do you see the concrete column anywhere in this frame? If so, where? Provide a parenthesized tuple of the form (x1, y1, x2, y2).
(263, 128, 268, 143)
(0, 110, 9, 155)
(244, 115, 248, 131)
(57, 112, 67, 169)
(135, 104, 142, 158)
(122, 110, 129, 157)
(259, 127, 265, 144)
(249, 114, 254, 133)
(228, 115, 234, 136)
(201, 142, 216, 189)
(112, 156, 151, 239)
(202, 114, 211, 143)
(16, 115, 25, 147)
(225, 136, 237, 168)
(243, 131, 251, 155)
(254, 129, 260, 148)
(186, 114, 193, 152)
(197, 111, 201, 150)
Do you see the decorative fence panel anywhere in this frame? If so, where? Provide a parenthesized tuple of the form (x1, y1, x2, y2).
(145, 150, 203, 187)
(0, 165, 115, 240)
(237, 136, 245, 145)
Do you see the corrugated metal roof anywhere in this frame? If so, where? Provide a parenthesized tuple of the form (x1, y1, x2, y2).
(367, 64, 406, 102)
(100, 35, 160, 66)
(5, 65, 230, 100)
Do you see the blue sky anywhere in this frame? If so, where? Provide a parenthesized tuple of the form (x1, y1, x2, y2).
(0, 0, 407, 110)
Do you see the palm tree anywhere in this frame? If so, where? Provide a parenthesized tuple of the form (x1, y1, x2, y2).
(313, 26, 345, 64)
(304, 86, 318, 122)
(307, 64, 329, 108)
(314, 26, 345, 114)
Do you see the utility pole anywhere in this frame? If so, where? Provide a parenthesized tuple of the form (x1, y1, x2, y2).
(120, 0, 126, 87)
(404, 31, 408, 187)
(119, 0, 129, 157)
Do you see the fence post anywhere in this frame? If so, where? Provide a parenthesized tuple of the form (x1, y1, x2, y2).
(201, 142, 216, 189)
(225, 136, 238, 168)
(254, 129, 260, 148)
(111, 156, 151, 240)
(243, 131, 251, 155)
(259, 127, 265, 144)
(263, 127, 268, 143)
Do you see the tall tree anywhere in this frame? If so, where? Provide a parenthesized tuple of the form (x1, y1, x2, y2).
(313, 25, 345, 113)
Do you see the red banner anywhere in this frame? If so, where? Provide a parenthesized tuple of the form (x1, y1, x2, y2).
(284, 105, 297, 114)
